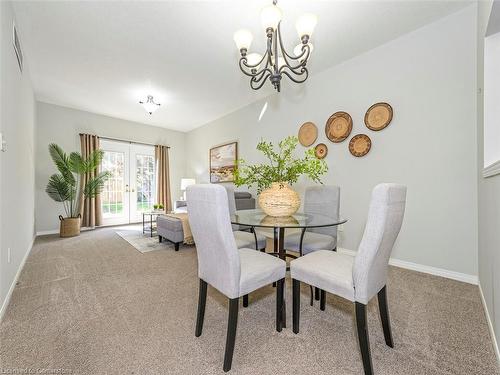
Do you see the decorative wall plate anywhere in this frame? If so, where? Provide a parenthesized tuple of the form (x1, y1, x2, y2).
(349, 134, 371, 157)
(325, 111, 353, 143)
(298, 122, 318, 147)
(314, 143, 328, 159)
(365, 102, 393, 131)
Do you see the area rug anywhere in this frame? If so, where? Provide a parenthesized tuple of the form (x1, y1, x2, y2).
(115, 225, 179, 253)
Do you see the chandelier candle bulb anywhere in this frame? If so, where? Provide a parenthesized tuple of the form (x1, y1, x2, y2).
(260, 4, 282, 31)
(233, 29, 253, 53)
(296, 13, 318, 39)
(246, 53, 263, 71)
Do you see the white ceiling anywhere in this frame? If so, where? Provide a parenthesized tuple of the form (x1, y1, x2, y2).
(13, 0, 471, 132)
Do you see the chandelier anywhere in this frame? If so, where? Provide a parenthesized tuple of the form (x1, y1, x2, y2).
(233, 0, 317, 92)
(139, 95, 161, 115)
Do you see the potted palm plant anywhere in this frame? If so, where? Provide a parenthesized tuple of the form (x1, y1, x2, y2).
(46, 143, 110, 237)
(235, 136, 328, 217)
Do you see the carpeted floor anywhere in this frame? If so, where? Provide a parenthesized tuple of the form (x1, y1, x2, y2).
(0, 227, 498, 375)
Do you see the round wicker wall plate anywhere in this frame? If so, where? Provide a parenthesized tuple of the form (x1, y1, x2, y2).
(349, 134, 372, 157)
(314, 143, 328, 159)
(298, 122, 318, 146)
(365, 102, 393, 131)
(325, 112, 353, 143)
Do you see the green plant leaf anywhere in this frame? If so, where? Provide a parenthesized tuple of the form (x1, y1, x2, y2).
(46, 174, 71, 202)
(234, 136, 328, 193)
(85, 149, 104, 172)
(69, 152, 85, 174)
(83, 171, 111, 198)
(49, 144, 75, 186)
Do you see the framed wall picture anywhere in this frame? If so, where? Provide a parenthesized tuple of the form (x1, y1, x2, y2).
(209, 142, 237, 183)
(12, 22, 23, 73)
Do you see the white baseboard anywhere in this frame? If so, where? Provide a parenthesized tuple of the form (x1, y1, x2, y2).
(36, 226, 94, 236)
(0, 236, 35, 322)
(479, 283, 500, 364)
(337, 248, 478, 285)
(36, 229, 59, 236)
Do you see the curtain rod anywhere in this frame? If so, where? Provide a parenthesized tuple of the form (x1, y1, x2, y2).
(85, 134, 170, 148)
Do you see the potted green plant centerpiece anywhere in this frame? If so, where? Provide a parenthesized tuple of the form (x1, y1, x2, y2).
(235, 136, 328, 217)
(46, 144, 110, 237)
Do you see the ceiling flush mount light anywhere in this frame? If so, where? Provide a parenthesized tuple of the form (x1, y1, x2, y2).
(233, 0, 317, 92)
(139, 95, 161, 115)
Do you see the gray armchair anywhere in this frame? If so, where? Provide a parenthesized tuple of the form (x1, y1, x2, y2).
(290, 184, 407, 375)
(187, 184, 286, 372)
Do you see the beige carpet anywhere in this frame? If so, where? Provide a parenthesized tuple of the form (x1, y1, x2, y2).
(115, 225, 180, 253)
(0, 227, 498, 375)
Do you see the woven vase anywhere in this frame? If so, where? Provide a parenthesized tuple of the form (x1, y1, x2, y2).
(258, 182, 300, 217)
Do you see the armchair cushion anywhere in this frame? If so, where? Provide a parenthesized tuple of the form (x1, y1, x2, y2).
(284, 232, 337, 254)
(239, 248, 286, 297)
(290, 250, 355, 302)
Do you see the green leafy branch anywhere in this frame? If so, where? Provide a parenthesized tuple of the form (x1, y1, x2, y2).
(234, 136, 328, 193)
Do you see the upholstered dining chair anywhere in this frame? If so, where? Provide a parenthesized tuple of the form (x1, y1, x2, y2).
(225, 186, 267, 252)
(284, 185, 340, 305)
(187, 184, 286, 372)
(290, 184, 406, 375)
(284, 185, 340, 255)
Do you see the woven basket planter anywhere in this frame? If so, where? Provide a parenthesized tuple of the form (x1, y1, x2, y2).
(258, 182, 300, 217)
(59, 215, 81, 237)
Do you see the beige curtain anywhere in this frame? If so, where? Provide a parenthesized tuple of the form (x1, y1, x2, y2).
(155, 145, 172, 211)
(79, 133, 102, 227)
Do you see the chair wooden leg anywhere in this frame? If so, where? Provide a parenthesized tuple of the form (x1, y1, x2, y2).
(320, 289, 326, 311)
(175, 242, 180, 251)
(243, 294, 249, 307)
(293, 279, 300, 334)
(315, 287, 320, 301)
(159, 235, 163, 243)
(276, 278, 284, 332)
(377, 286, 394, 348)
(223, 298, 239, 372)
(309, 285, 314, 306)
(355, 302, 374, 375)
(195, 279, 207, 337)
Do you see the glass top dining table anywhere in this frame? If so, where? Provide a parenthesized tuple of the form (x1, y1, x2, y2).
(230, 209, 347, 260)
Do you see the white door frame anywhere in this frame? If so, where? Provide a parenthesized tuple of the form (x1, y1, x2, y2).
(100, 140, 156, 226)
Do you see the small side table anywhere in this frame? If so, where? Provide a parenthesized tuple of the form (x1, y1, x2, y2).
(142, 211, 165, 237)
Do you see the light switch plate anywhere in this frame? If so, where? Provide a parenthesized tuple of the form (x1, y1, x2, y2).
(0, 132, 6, 152)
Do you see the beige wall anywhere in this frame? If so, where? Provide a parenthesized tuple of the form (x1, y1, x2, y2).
(186, 6, 479, 277)
(35, 102, 186, 233)
(0, 1, 36, 315)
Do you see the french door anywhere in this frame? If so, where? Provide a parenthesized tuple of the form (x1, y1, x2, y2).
(100, 139, 156, 226)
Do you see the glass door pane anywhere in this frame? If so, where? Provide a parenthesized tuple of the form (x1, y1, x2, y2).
(100, 140, 130, 225)
(129, 144, 156, 223)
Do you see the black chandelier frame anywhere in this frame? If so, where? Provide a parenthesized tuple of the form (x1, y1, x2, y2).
(238, 22, 312, 92)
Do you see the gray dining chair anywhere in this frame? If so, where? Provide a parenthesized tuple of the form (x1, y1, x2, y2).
(290, 184, 406, 375)
(284, 185, 340, 304)
(284, 185, 340, 255)
(225, 185, 267, 252)
(187, 184, 286, 372)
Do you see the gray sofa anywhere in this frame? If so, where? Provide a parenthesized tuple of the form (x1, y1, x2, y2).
(173, 191, 254, 213)
(234, 191, 255, 210)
